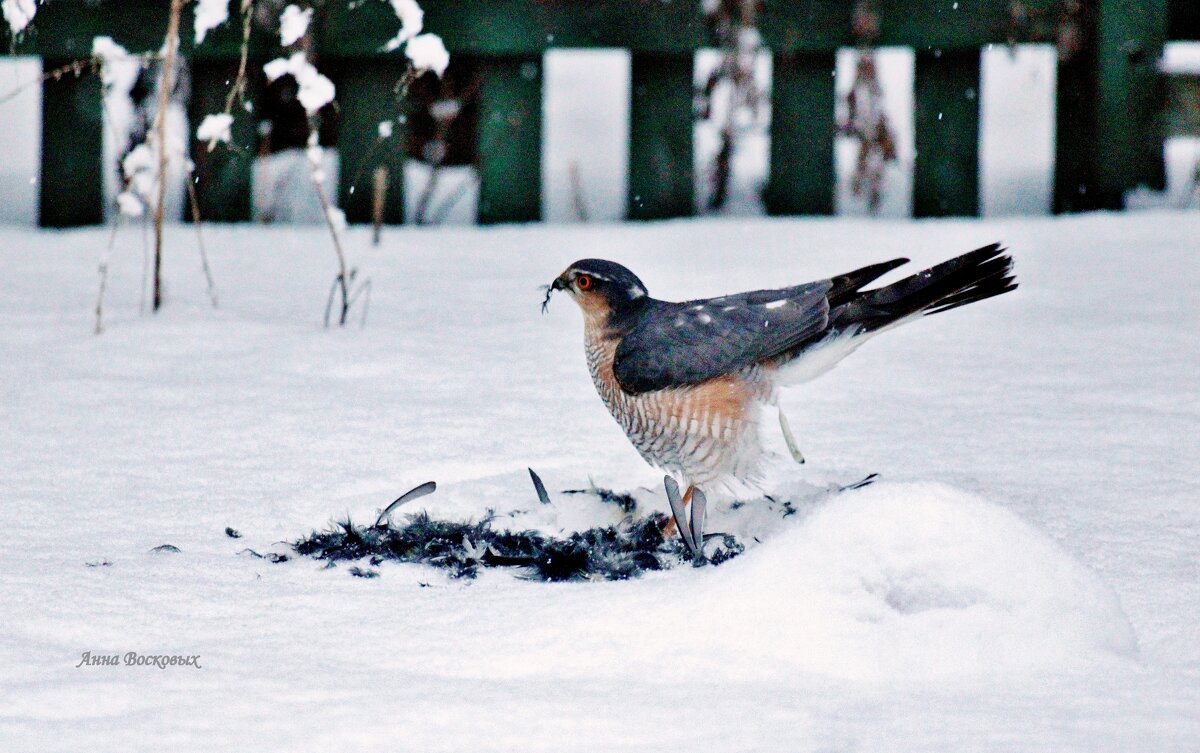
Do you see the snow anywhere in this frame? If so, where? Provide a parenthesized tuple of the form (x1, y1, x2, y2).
(278, 4, 312, 47)
(193, 0, 229, 45)
(404, 33, 449, 77)
(1, 0, 35, 34)
(1161, 41, 1200, 74)
(0, 211, 1197, 750)
(195, 113, 234, 145)
(263, 52, 336, 115)
(115, 190, 144, 218)
(251, 147, 339, 223)
(382, 0, 424, 52)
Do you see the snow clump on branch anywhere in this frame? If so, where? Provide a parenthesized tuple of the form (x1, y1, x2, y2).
(194, 0, 230, 44)
(405, 33, 449, 76)
(279, 4, 312, 46)
(382, 0, 423, 52)
(196, 113, 235, 145)
(263, 52, 335, 114)
(2, 0, 36, 34)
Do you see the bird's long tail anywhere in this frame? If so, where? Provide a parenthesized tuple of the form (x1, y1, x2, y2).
(835, 243, 1016, 333)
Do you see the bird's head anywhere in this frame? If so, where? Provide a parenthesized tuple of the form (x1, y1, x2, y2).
(543, 259, 649, 326)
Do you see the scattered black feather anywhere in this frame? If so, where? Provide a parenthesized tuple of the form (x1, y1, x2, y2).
(225, 527, 242, 539)
(375, 481, 438, 527)
(528, 468, 552, 505)
(286, 509, 743, 582)
(151, 544, 181, 554)
(563, 483, 638, 514)
(239, 548, 289, 563)
(85, 559, 112, 568)
(349, 566, 379, 579)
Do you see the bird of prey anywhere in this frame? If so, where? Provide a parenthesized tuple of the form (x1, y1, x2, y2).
(544, 244, 1016, 562)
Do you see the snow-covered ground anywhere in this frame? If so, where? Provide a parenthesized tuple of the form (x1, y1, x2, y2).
(1, 212, 1198, 750)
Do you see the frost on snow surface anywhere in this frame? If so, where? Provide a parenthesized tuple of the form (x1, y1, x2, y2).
(0, 213, 1198, 750)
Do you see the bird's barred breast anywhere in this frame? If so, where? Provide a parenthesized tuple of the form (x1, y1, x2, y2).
(584, 330, 769, 486)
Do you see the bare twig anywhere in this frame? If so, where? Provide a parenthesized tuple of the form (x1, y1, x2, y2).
(413, 165, 440, 225)
(153, 0, 185, 313)
(0, 59, 90, 107)
(428, 170, 478, 225)
(95, 220, 121, 335)
(185, 170, 219, 308)
(699, 0, 764, 212)
(206, 0, 254, 153)
(371, 165, 388, 245)
(310, 170, 352, 326)
(140, 216, 150, 313)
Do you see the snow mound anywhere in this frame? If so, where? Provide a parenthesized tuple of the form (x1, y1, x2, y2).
(685, 482, 1138, 680)
(434, 482, 1136, 686)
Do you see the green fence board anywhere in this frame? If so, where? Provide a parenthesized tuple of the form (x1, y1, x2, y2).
(330, 60, 410, 225)
(322, 0, 707, 57)
(477, 55, 542, 224)
(629, 53, 694, 220)
(8, 0, 273, 60)
(1095, 0, 1168, 194)
(764, 53, 836, 215)
(762, 0, 1062, 52)
(913, 49, 980, 217)
(1055, 0, 1168, 212)
(39, 60, 104, 227)
(1054, 44, 1108, 212)
(759, 1, 853, 53)
(1166, 75, 1200, 137)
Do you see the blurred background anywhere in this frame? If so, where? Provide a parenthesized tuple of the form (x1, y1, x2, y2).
(1, 1, 1197, 227)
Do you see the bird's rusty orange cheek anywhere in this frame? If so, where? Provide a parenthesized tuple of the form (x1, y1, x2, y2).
(574, 291, 613, 328)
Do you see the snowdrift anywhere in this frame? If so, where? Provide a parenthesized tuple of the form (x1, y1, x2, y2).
(422, 481, 1136, 685)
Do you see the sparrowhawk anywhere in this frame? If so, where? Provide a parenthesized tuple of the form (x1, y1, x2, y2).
(544, 244, 1016, 562)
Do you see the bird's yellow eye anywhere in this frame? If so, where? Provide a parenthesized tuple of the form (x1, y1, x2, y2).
(575, 274, 593, 290)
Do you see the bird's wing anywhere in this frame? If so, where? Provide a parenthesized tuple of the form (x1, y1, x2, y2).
(612, 282, 833, 394)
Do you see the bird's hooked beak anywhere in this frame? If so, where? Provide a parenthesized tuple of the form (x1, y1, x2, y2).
(541, 275, 568, 314)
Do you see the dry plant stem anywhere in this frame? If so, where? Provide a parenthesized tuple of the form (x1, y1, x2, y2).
(310, 173, 351, 326)
(207, 0, 254, 153)
(414, 166, 440, 225)
(429, 171, 478, 225)
(140, 218, 150, 313)
(0, 60, 89, 107)
(153, 0, 185, 313)
(95, 220, 121, 335)
(371, 166, 388, 245)
(185, 173, 219, 308)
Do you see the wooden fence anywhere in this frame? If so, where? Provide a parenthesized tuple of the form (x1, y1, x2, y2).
(2, 0, 1197, 227)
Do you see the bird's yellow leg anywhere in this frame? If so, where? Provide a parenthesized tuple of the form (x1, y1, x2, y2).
(661, 485, 693, 538)
(778, 408, 806, 465)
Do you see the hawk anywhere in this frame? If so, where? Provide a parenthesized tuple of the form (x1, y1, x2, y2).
(544, 244, 1016, 562)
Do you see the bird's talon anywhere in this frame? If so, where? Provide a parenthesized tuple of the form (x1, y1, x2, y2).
(689, 488, 708, 565)
(664, 477, 704, 562)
